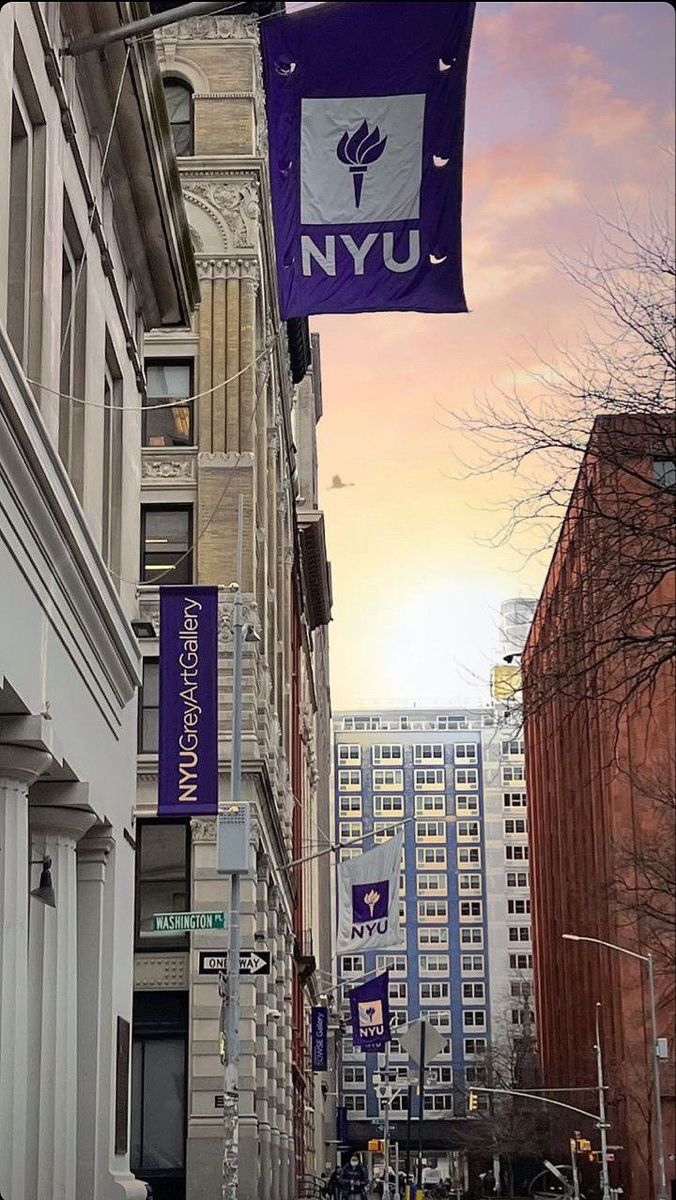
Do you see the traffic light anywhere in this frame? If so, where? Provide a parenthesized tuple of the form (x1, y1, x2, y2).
(468, 1091, 479, 1112)
(368, 1139, 385, 1153)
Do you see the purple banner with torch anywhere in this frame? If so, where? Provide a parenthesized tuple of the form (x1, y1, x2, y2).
(158, 586, 218, 817)
(262, 1, 475, 318)
(349, 970, 391, 1051)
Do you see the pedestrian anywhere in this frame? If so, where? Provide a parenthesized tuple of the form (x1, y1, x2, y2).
(325, 1163, 342, 1198)
(339, 1153, 369, 1197)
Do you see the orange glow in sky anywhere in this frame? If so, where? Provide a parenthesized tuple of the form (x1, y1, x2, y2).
(310, 2, 675, 708)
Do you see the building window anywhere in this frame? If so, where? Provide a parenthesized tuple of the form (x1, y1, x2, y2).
(342, 1066, 366, 1088)
(458, 847, 481, 867)
(339, 821, 362, 844)
(503, 792, 527, 809)
(462, 982, 485, 1002)
(135, 821, 190, 949)
(389, 981, 408, 1004)
(507, 898, 531, 916)
(143, 360, 194, 447)
(502, 764, 525, 783)
(465, 1065, 487, 1086)
(138, 659, 159, 754)
(131, 992, 188, 1179)
(8, 79, 45, 375)
(456, 794, 480, 816)
(59, 200, 86, 495)
(372, 744, 403, 764)
(373, 794, 404, 816)
(512, 1007, 535, 1026)
(373, 768, 404, 790)
(340, 847, 362, 861)
(509, 953, 533, 970)
(461, 954, 485, 976)
(457, 820, 480, 842)
(506, 871, 529, 889)
(414, 768, 445, 790)
(141, 506, 192, 584)
(462, 1010, 486, 1030)
(458, 873, 482, 894)
(464, 1037, 487, 1058)
(460, 927, 483, 948)
(163, 77, 193, 155)
(654, 457, 676, 489)
(376, 954, 407, 976)
(373, 821, 400, 843)
(508, 926, 531, 943)
(419, 954, 450, 975)
(345, 1094, 366, 1115)
(337, 769, 361, 791)
(420, 982, 450, 1003)
(339, 795, 362, 817)
(459, 900, 483, 921)
(342, 1037, 365, 1059)
(418, 927, 449, 949)
(455, 768, 479, 789)
(417, 873, 447, 896)
(454, 743, 477, 762)
(504, 818, 527, 836)
(424, 1094, 454, 1112)
(414, 744, 444, 763)
(415, 795, 445, 816)
(341, 955, 364, 975)
(501, 739, 524, 757)
(415, 819, 445, 841)
(338, 743, 361, 764)
(505, 844, 529, 862)
(417, 900, 448, 923)
(416, 847, 447, 868)
(102, 341, 123, 577)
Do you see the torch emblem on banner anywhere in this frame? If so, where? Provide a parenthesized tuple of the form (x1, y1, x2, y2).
(336, 120, 388, 208)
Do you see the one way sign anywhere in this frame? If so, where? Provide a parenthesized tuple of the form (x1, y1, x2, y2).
(199, 950, 271, 976)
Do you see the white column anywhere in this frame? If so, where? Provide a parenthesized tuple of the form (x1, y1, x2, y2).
(0, 745, 51, 1200)
(76, 823, 115, 1200)
(26, 800, 97, 1200)
(256, 864, 272, 1200)
(268, 897, 281, 1200)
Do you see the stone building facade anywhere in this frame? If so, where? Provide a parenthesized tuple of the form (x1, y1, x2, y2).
(132, 13, 332, 1200)
(0, 4, 196, 1199)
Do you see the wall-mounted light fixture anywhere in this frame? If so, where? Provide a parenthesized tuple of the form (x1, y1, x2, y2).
(30, 857, 56, 908)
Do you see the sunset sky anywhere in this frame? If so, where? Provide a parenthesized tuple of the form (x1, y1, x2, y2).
(306, 2, 674, 708)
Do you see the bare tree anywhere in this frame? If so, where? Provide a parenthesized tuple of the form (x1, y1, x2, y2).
(448, 199, 675, 727)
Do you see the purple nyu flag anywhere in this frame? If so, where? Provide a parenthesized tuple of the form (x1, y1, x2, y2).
(349, 971, 391, 1051)
(261, 1, 475, 317)
(158, 586, 218, 817)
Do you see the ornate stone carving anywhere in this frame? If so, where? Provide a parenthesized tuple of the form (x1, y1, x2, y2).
(191, 818, 217, 843)
(142, 457, 196, 481)
(189, 224, 204, 253)
(134, 953, 189, 990)
(195, 257, 261, 289)
(155, 15, 258, 42)
(185, 181, 260, 251)
(218, 596, 260, 648)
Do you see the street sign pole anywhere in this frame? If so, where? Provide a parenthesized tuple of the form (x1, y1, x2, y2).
(595, 1005, 611, 1200)
(416, 1020, 427, 1195)
(404, 1084, 412, 1198)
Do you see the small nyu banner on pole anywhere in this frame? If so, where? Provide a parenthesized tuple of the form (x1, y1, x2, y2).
(311, 1006, 328, 1071)
(262, 1, 475, 317)
(349, 971, 391, 1051)
(336, 829, 404, 954)
(158, 586, 218, 816)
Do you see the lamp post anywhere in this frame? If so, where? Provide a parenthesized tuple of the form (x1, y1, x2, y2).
(563, 933, 668, 1200)
(594, 1003, 611, 1200)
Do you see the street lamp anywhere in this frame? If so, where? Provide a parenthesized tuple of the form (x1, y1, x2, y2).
(562, 933, 668, 1200)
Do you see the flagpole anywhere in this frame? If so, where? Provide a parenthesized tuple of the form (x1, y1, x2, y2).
(283, 816, 414, 872)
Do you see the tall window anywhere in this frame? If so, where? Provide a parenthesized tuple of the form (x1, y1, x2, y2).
(59, 198, 86, 493)
(138, 659, 159, 754)
(141, 506, 192, 584)
(143, 360, 193, 447)
(135, 821, 190, 949)
(7, 73, 45, 374)
(131, 991, 188, 1187)
(102, 341, 123, 575)
(163, 78, 193, 155)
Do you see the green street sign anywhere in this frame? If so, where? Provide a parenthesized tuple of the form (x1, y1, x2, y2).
(153, 911, 226, 933)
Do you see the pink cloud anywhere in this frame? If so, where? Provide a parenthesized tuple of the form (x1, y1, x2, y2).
(467, 142, 582, 222)
(478, 2, 600, 75)
(565, 75, 651, 145)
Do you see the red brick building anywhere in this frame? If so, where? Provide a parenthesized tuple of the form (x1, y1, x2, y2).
(523, 415, 675, 1199)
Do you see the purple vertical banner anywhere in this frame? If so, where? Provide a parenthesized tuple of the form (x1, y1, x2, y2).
(311, 1006, 328, 1071)
(336, 1105, 348, 1144)
(159, 586, 218, 816)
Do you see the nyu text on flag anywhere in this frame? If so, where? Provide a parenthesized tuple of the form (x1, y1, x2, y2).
(158, 586, 218, 817)
(261, 1, 475, 318)
(336, 828, 404, 954)
(349, 971, 391, 1051)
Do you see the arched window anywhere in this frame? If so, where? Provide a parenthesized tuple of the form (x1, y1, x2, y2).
(163, 78, 193, 156)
